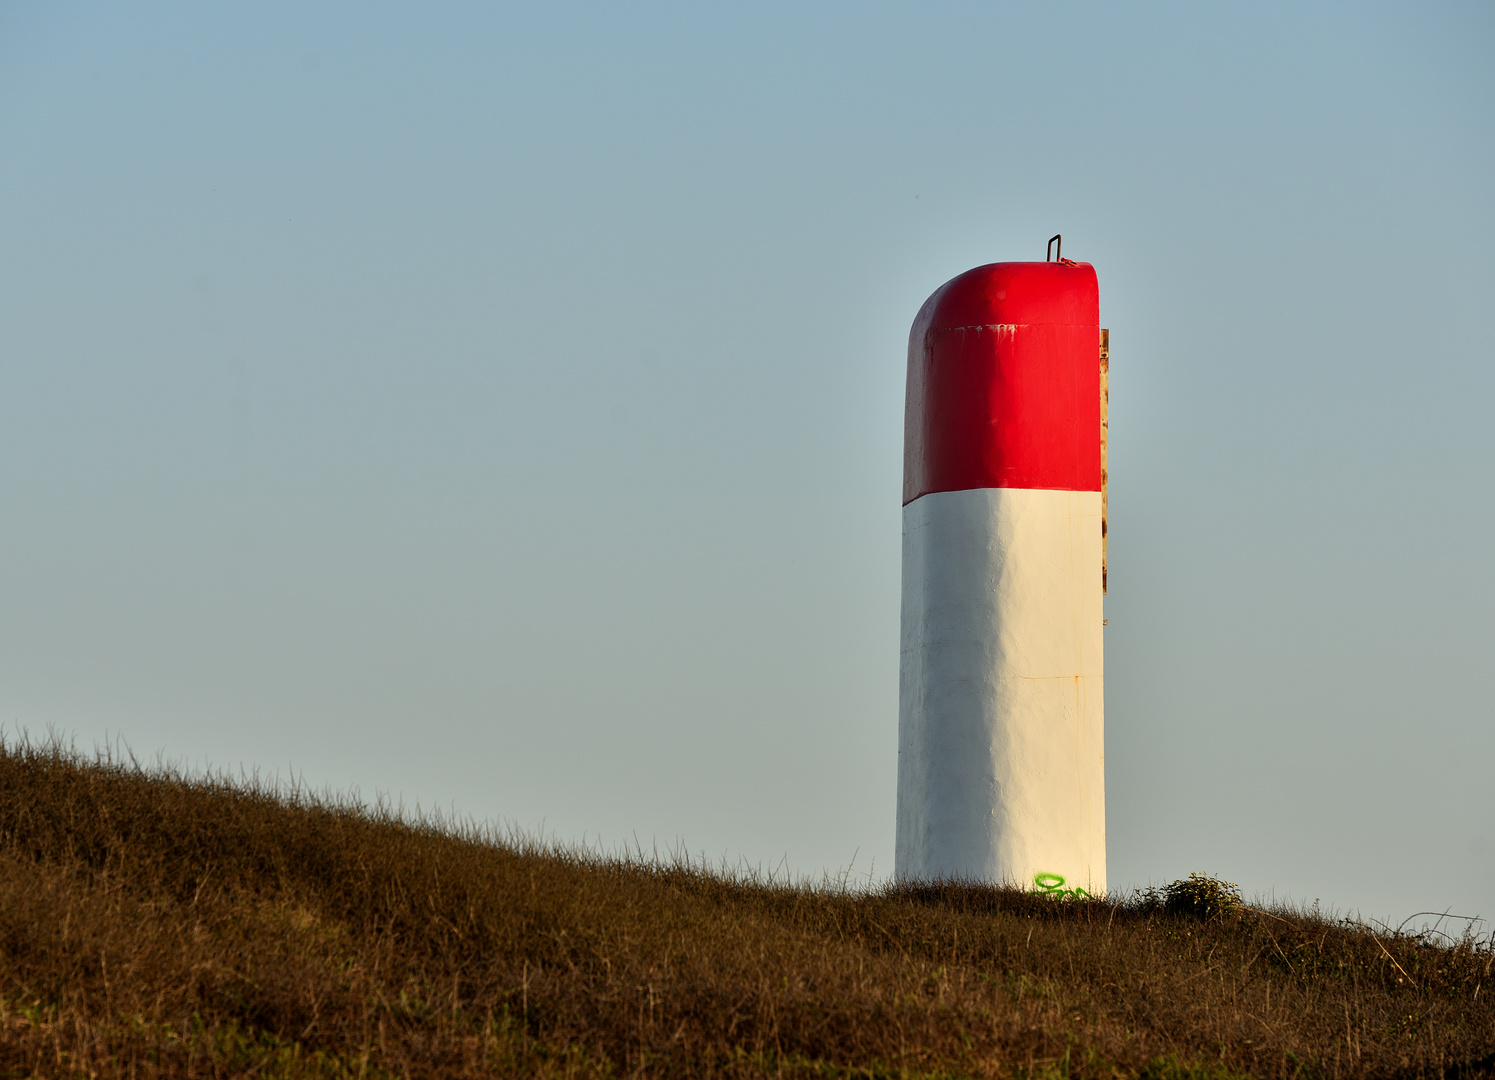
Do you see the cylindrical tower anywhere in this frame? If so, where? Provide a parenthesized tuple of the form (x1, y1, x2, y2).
(896, 252, 1107, 894)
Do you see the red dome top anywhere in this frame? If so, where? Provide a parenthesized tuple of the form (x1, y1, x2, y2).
(903, 261, 1102, 504)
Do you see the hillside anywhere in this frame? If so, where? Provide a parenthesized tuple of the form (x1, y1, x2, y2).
(0, 740, 1489, 1079)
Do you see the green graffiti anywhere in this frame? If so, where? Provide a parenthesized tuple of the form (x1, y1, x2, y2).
(1033, 872, 1090, 900)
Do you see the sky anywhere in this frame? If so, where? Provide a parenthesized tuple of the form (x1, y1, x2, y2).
(1, 1, 1492, 928)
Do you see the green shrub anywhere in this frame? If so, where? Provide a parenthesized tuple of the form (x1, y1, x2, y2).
(1144, 873, 1246, 922)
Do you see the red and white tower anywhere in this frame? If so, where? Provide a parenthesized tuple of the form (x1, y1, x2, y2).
(896, 242, 1108, 893)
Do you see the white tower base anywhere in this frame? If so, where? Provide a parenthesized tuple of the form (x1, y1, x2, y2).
(896, 487, 1106, 893)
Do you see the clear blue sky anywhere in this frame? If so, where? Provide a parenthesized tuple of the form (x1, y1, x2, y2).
(2, 1, 1491, 926)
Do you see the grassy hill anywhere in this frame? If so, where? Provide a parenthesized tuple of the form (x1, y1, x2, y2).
(0, 740, 1489, 1079)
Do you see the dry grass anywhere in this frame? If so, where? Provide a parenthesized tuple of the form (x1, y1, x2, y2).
(0, 738, 1490, 1078)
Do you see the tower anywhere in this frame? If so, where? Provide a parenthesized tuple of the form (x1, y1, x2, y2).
(896, 242, 1108, 894)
